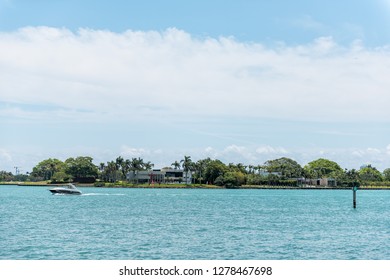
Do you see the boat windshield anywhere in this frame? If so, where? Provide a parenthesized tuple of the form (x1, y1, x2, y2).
(67, 184, 77, 189)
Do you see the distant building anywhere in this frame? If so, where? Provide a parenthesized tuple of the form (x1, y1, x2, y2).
(126, 168, 192, 184)
(303, 178, 337, 187)
(127, 170, 164, 184)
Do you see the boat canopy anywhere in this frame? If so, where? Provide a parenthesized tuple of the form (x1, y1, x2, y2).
(66, 184, 77, 189)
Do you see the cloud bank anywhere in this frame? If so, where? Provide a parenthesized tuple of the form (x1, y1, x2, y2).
(1, 26, 389, 123)
(1, 27, 389, 172)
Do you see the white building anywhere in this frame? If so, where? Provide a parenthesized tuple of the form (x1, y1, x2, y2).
(126, 168, 192, 184)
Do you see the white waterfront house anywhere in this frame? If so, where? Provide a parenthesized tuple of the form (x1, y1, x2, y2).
(126, 168, 192, 184)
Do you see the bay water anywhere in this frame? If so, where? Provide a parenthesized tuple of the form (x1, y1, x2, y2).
(0, 185, 389, 259)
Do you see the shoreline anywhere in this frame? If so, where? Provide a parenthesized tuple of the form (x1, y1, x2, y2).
(1, 182, 389, 190)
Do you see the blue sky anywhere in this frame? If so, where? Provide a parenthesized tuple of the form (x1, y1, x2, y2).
(1, 0, 390, 173)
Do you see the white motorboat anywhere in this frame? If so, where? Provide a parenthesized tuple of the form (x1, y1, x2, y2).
(49, 183, 82, 195)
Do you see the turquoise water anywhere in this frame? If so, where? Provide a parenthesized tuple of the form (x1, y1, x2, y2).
(0, 185, 389, 260)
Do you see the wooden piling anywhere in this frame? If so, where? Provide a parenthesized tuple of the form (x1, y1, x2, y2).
(353, 186, 357, 208)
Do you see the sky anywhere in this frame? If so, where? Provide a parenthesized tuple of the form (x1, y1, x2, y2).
(1, 0, 390, 173)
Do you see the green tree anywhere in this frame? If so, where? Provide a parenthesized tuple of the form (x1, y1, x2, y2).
(215, 171, 245, 188)
(115, 156, 124, 170)
(130, 157, 144, 171)
(204, 159, 228, 184)
(358, 165, 383, 182)
(115, 156, 124, 179)
(50, 171, 72, 183)
(98, 162, 105, 180)
(144, 161, 154, 170)
(65, 156, 98, 183)
(228, 163, 248, 174)
(122, 159, 131, 180)
(264, 157, 303, 179)
(304, 158, 343, 179)
(193, 158, 211, 184)
(101, 161, 119, 182)
(247, 165, 255, 174)
(99, 162, 105, 173)
(129, 157, 144, 184)
(31, 158, 66, 181)
(14, 173, 29, 182)
(180, 155, 193, 184)
(383, 168, 390, 181)
(171, 160, 181, 170)
(338, 168, 360, 187)
(0, 170, 14, 182)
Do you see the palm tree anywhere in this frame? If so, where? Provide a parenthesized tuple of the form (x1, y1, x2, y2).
(180, 156, 193, 185)
(194, 159, 208, 185)
(106, 161, 117, 182)
(228, 163, 235, 170)
(115, 156, 124, 179)
(130, 157, 144, 184)
(171, 161, 181, 170)
(144, 161, 154, 170)
(49, 162, 56, 179)
(257, 164, 265, 175)
(236, 163, 247, 174)
(98, 162, 106, 181)
(121, 159, 131, 181)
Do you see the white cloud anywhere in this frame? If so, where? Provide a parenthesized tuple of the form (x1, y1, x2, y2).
(221, 145, 257, 162)
(224, 145, 246, 154)
(120, 146, 150, 158)
(203, 146, 218, 158)
(1, 27, 390, 124)
(367, 147, 381, 154)
(307, 146, 390, 171)
(351, 150, 364, 158)
(256, 146, 288, 155)
(1, 27, 389, 172)
(351, 147, 382, 158)
(119, 146, 164, 163)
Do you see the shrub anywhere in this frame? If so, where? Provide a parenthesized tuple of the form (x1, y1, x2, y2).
(50, 172, 71, 184)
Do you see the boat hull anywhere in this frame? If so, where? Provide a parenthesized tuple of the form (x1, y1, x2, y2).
(49, 189, 82, 195)
(49, 185, 82, 195)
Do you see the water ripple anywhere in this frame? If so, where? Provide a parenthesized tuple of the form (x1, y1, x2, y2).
(0, 186, 389, 259)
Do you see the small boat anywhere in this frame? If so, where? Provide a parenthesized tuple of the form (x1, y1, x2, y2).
(49, 183, 82, 195)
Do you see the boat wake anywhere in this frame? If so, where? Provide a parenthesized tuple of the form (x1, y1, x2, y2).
(81, 193, 125, 196)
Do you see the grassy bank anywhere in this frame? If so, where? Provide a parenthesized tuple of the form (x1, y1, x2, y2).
(93, 182, 222, 189)
(242, 185, 390, 190)
(0, 181, 49, 186)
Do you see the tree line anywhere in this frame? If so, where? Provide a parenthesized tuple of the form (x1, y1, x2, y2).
(1, 156, 390, 187)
